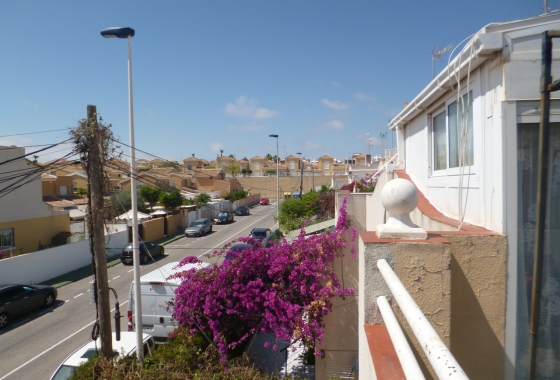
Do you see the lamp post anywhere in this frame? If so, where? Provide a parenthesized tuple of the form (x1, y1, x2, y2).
(296, 152, 303, 198)
(100, 26, 143, 361)
(269, 134, 279, 220)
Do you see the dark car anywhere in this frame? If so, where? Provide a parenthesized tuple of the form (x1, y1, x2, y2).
(234, 205, 250, 216)
(214, 212, 234, 224)
(120, 241, 165, 265)
(0, 284, 57, 328)
(249, 228, 272, 242)
(259, 198, 270, 205)
(224, 243, 253, 263)
(185, 218, 213, 237)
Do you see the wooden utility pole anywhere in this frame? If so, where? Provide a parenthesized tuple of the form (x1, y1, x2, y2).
(87, 105, 113, 356)
(299, 159, 304, 198)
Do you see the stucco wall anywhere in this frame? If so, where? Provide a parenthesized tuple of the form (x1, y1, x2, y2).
(358, 235, 451, 380)
(166, 213, 182, 234)
(142, 217, 164, 242)
(42, 176, 74, 196)
(236, 175, 333, 199)
(0, 213, 70, 254)
(445, 234, 507, 380)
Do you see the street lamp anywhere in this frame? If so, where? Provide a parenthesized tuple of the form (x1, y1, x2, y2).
(296, 152, 303, 198)
(269, 134, 279, 220)
(100, 26, 143, 361)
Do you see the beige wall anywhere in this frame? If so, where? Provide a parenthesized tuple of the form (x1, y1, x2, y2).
(445, 234, 507, 380)
(42, 176, 74, 196)
(166, 213, 182, 234)
(236, 175, 333, 199)
(0, 213, 70, 254)
(142, 218, 164, 242)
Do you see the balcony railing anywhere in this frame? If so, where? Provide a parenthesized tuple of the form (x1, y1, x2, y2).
(376, 259, 468, 379)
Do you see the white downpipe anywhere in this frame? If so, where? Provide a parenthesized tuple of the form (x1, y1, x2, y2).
(377, 296, 426, 380)
(377, 259, 469, 379)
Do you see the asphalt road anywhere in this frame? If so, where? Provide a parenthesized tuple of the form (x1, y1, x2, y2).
(0, 203, 277, 380)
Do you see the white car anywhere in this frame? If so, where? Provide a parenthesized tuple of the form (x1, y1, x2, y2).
(49, 332, 155, 380)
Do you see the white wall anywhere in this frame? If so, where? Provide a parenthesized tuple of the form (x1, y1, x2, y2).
(0, 146, 64, 223)
(0, 230, 128, 285)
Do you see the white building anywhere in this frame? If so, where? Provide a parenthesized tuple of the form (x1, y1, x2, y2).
(386, 13, 560, 378)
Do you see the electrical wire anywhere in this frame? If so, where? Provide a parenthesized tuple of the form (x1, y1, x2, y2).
(0, 128, 68, 138)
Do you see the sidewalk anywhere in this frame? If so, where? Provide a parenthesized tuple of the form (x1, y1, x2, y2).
(40, 231, 185, 288)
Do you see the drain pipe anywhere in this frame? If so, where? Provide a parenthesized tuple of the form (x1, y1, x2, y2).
(528, 30, 559, 379)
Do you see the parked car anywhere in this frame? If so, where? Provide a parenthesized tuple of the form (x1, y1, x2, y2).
(49, 332, 155, 380)
(234, 205, 250, 216)
(120, 241, 164, 265)
(185, 218, 213, 237)
(0, 284, 57, 329)
(224, 243, 253, 263)
(249, 228, 272, 242)
(259, 198, 270, 205)
(214, 212, 234, 224)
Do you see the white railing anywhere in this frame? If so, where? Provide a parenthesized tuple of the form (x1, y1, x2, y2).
(377, 259, 469, 379)
(369, 151, 399, 181)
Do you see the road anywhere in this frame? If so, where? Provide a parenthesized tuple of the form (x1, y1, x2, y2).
(0, 204, 277, 380)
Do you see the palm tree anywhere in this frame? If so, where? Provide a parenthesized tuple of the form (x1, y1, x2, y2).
(265, 153, 273, 160)
(220, 149, 224, 157)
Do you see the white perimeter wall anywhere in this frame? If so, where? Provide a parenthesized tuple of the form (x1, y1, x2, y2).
(0, 230, 128, 285)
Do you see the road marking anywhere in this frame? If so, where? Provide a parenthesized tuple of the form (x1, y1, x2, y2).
(73, 293, 83, 298)
(128, 269, 134, 272)
(197, 212, 272, 258)
(0, 300, 129, 380)
(113, 276, 120, 280)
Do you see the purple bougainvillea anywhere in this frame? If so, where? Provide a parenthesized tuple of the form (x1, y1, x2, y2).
(169, 197, 356, 359)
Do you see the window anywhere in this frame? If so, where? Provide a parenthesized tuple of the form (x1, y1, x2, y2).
(0, 228, 13, 249)
(290, 161, 295, 170)
(323, 161, 330, 170)
(432, 92, 474, 173)
(254, 162, 260, 170)
(187, 164, 192, 170)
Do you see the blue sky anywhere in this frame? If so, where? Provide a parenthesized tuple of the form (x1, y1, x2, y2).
(0, 1, 549, 164)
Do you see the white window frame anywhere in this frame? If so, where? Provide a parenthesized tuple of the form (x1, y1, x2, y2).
(430, 90, 476, 177)
(254, 162, 260, 170)
(0, 228, 14, 249)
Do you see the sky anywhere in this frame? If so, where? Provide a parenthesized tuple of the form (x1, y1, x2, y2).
(0, 1, 551, 164)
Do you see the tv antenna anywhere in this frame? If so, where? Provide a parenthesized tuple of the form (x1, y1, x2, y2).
(431, 44, 453, 79)
(365, 133, 375, 156)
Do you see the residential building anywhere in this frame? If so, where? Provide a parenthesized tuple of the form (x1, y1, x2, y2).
(335, 13, 560, 380)
(317, 155, 335, 176)
(250, 156, 267, 176)
(0, 146, 70, 255)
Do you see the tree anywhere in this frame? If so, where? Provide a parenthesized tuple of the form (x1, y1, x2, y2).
(220, 149, 224, 157)
(159, 190, 183, 210)
(161, 161, 179, 170)
(191, 153, 195, 157)
(225, 188, 248, 202)
(265, 153, 272, 161)
(223, 162, 241, 177)
(171, 198, 356, 359)
(183, 193, 211, 209)
(139, 186, 162, 211)
(109, 190, 148, 216)
(228, 153, 235, 159)
(75, 188, 87, 197)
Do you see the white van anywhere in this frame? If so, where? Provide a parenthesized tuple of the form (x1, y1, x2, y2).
(127, 261, 211, 343)
(49, 332, 155, 380)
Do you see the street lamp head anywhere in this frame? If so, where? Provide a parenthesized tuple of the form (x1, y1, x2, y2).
(269, 134, 278, 138)
(296, 152, 301, 155)
(101, 27, 135, 39)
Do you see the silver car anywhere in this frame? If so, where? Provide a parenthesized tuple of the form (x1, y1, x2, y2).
(185, 218, 213, 237)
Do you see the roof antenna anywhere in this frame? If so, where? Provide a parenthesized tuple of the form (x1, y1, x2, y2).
(431, 44, 453, 79)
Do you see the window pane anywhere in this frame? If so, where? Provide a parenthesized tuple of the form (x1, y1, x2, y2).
(449, 93, 474, 168)
(433, 111, 447, 170)
(0, 229, 13, 248)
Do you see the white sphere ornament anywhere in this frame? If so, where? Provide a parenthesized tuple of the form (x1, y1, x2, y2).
(376, 178, 427, 239)
(380, 178, 418, 214)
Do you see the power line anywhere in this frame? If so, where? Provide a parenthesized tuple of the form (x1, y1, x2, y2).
(0, 128, 68, 138)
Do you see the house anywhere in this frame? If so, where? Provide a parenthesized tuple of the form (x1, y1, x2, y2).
(285, 155, 301, 173)
(249, 156, 267, 176)
(335, 13, 560, 380)
(317, 155, 335, 176)
(0, 146, 70, 255)
(183, 156, 205, 173)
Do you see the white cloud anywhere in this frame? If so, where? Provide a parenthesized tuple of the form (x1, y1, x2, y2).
(325, 120, 345, 130)
(209, 141, 223, 152)
(332, 81, 341, 87)
(354, 92, 376, 102)
(225, 96, 279, 119)
(321, 99, 349, 110)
